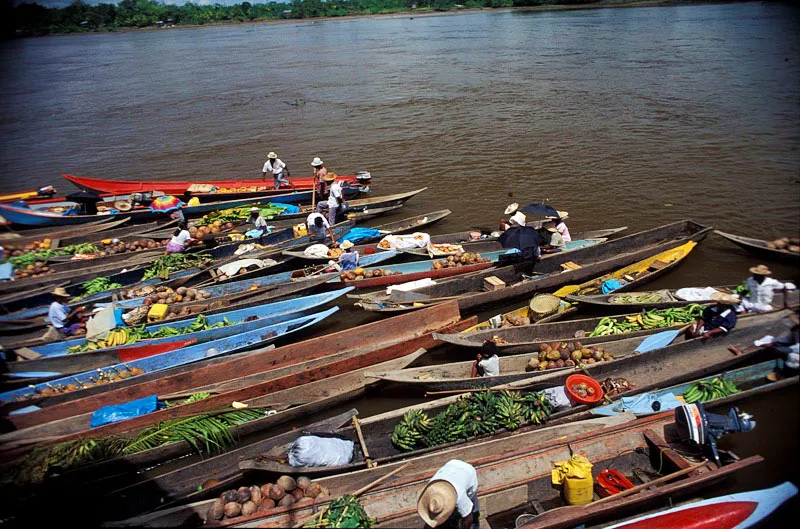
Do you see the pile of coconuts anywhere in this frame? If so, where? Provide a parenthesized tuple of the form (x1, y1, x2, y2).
(765, 237, 800, 254)
(339, 267, 402, 281)
(432, 252, 491, 270)
(525, 342, 614, 371)
(189, 220, 235, 238)
(206, 475, 330, 521)
(13, 262, 52, 279)
(142, 286, 212, 306)
(2, 238, 53, 255)
(99, 238, 166, 255)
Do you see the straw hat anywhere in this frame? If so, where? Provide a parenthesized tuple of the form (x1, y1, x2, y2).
(311, 157, 324, 167)
(504, 203, 519, 215)
(267, 152, 278, 159)
(114, 200, 132, 212)
(52, 287, 70, 298)
(250, 207, 260, 213)
(509, 212, 527, 226)
(711, 292, 740, 305)
(749, 264, 772, 276)
(543, 221, 557, 233)
(417, 481, 457, 527)
(547, 210, 569, 220)
(323, 173, 336, 182)
(340, 240, 354, 250)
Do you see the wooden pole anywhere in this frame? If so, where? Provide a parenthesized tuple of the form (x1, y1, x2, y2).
(352, 416, 376, 468)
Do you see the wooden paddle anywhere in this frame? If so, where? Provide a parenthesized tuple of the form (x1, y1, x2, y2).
(352, 416, 377, 469)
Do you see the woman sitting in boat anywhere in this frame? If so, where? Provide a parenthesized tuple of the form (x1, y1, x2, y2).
(499, 203, 519, 231)
(47, 288, 87, 337)
(686, 292, 739, 340)
(247, 207, 269, 239)
(537, 221, 566, 254)
(182, 191, 200, 207)
(471, 341, 500, 378)
(503, 211, 527, 232)
(418, 459, 480, 529)
(306, 212, 338, 246)
(338, 240, 359, 271)
(166, 222, 192, 254)
(739, 264, 796, 313)
(547, 211, 572, 243)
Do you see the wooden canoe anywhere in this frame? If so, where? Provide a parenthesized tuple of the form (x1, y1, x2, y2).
(370, 308, 789, 392)
(715, 229, 800, 261)
(350, 220, 712, 314)
(264, 187, 428, 222)
(116, 409, 763, 528)
(0, 217, 131, 247)
(566, 284, 748, 311)
(0, 302, 465, 434)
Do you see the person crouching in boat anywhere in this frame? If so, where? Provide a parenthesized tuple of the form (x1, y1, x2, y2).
(472, 340, 500, 378)
(166, 222, 192, 254)
(418, 459, 480, 529)
(262, 151, 293, 190)
(338, 240, 358, 271)
(505, 211, 527, 231)
(47, 288, 87, 338)
(247, 207, 269, 240)
(500, 203, 519, 231)
(538, 221, 566, 254)
(306, 212, 339, 246)
(739, 264, 796, 313)
(686, 292, 739, 340)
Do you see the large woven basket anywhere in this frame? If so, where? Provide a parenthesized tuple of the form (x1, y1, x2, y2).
(529, 294, 561, 318)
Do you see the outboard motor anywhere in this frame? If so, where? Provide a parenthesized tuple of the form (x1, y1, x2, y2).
(355, 170, 372, 185)
(675, 403, 756, 466)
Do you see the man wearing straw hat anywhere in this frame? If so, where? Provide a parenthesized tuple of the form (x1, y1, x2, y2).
(499, 203, 519, 232)
(418, 459, 479, 529)
(686, 292, 739, 340)
(47, 288, 87, 337)
(740, 264, 796, 313)
(261, 152, 293, 190)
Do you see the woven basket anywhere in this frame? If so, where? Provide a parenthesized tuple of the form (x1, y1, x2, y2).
(529, 294, 561, 318)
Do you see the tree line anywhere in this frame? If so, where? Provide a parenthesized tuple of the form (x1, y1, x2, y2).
(3, 0, 600, 37)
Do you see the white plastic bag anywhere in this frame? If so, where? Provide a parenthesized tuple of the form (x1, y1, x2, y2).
(288, 435, 355, 468)
(304, 244, 330, 258)
(379, 233, 430, 251)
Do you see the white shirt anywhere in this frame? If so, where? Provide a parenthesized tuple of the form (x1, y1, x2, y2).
(429, 460, 479, 518)
(170, 229, 191, 247)
(48, 301, 69, 329)
(328, 180, 343, 208)
(262, 158, 286, 175)
(478, 355, 500, 376)
(254, 216, 268, 229)
(742, 276, 794, 312)
(306, 212, 330, 232)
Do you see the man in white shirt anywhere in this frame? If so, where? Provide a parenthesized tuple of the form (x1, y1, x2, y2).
(418, 459, 479, 529)
(326, 178, 344, 225)
(472, 340, 500, 377)
(740, 264, 795, 313)
(261, 152, 293, 190)
(306, 212, 338, 246)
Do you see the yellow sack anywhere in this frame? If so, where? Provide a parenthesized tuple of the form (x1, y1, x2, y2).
(552, 454, 594, 505)
(147, 303, 170, 323)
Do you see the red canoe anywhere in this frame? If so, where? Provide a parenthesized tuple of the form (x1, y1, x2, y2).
(62, 172, 371, 196)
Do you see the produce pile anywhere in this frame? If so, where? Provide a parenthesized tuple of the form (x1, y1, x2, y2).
(97, 238, 166, 254)
(765, 237, 800, 253)
(432, 252, 491, 269)
(215, 185, 271, 193)
(71, 277, 123, 301)
(188, 220, 236, 237)
(570, 381, 596, 400)
(0, 237, 55, 255)
(391, 390, 551, 451)
(142, 253, 212, 280)
(304, 495, 375, 528)
(426, 243, 464, 256)
(67, 314, 232, 353)
(196, 204, 289, 226)
(587, 305, 705, 337)
(683, 377, 739, 403)
(338, 267, 402, 281)
(601, 377, 634, 397)
(12, 365, 145, 403)
(3, 243, 100, 279)
(526, 342, 615, 371)
(609, 292, 673, 304)
(206, 475, 332, 522)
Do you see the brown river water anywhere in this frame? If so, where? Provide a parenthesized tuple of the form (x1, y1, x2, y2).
(1, 1, 799, 524)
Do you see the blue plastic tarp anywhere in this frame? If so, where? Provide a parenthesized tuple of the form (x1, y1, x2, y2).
(601, 279, 624, 294)
(590, 392, 684, 417)
(342, 227, 381, 244)
(634, 330, 682, 353)
(269, 203, 300, 214)
(90, 395, 159, 428)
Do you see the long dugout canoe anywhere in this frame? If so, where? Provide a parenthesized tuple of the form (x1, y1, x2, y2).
(352, 220, 711, 314)
(715, 229, 800, 261)
(0, 217, 131, 247)
(0, 302, 465, 433)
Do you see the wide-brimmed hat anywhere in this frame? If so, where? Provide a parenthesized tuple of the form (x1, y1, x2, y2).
(340, 240, 354, 250)
(323, 173, 336, 182)
(311, 157, 324, 167)
(543, 221, 557, 233)
(267, 152, 277, 159)
(504, 203, 519, 215)
(113, 200, 132, 212)
(417, 481, 457, 528)
(52, 287, 70, 298)
(547, 210, 569, 220)
(249, 207, 260, 213)
(509, 212, 527, 226)
(749, 264, 772, 276)
(711, 292, 740, 305)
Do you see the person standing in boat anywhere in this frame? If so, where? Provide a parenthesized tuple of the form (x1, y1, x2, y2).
(311, 157, 329, 195)
(47, 288, 87, 338)
(166, 222, 192, 254)
(322, 175, 344, 226)
(739, 264, 795, 313)
(471, 341, 500, 378)
(262, 152, 293, 190)
(418, 459, 480, 529)
(686, 292, 739, 340)
(547, 211, 572, 243)
(306, 212, 338, 246)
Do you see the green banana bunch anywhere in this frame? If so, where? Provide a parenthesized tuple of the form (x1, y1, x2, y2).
(588, 304, 708, 337)
(609, 292, 669, 304)
(684, 377, 739, 403)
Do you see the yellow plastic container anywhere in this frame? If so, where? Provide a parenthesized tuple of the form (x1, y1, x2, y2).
(293, 223, 308, 238)
(552, 455, 594, 505)
(147, 303, 169, 323)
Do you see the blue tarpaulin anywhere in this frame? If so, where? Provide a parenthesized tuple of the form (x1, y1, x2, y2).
(342, 227, 381, 244)
(269, 203, 300, 214)
(590, 392, 684, 417)
(90, 395, 159, 428)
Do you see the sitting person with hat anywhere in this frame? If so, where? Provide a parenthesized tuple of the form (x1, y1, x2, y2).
(500, 203, 519, 231)
(262, 152, 293, 190)
(471, 341, 500, 378)
(48, 288, 87, 337)
(247, 207, 270, 238)
(338, 240, 359, 271)
(548, 211, 571, 243)
(306, 212, 338, 246)
(740, 264, 795, 313)
(686, 292, 739, 340)
(537, 221, 566, 254)
(418, 459, 479, 529)
(506, 211, 527, 230)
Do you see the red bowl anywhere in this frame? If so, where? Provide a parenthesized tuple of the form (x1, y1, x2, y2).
(565, 374, 604, 404)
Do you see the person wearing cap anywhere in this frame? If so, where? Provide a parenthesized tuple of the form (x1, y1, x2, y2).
(471, 341, 500, 378)
(337, 240, 359, 271)
(48, 288, 87, 337)
(166, 221, 192, 254)
(261, 152, 293, 190)
(311, 157, 329, 195)
(306, 212, 338, 246)
(547, 211, 572, 243)
(418, 459, 479, 529)
(686, 292, 739, 340)
(500, 203, 519, 231)
(740, 264, 796, 313)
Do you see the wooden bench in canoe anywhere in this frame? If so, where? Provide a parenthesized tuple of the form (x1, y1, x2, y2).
(715, 229, 800, 261)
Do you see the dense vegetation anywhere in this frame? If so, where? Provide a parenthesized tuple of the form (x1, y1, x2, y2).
(3, 0, 603, 37)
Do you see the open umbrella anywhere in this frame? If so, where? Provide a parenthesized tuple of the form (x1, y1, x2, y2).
(519, 202, 560, 218)
(66, 190, 102, 203)
(498, 225, 545, 252)
(149, 195, 184, 213)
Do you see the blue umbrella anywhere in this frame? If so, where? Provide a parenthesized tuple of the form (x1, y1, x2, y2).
(520, 203, 560, 218)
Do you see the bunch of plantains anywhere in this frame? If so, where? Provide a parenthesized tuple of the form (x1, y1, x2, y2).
(588, 304, 705, 337)
(391, 390, 551, 451)
(683, 377, 739, 403)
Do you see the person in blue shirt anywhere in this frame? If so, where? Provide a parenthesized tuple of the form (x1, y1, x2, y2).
(686, 292, 738, 340)
(338, 240, 359, 271)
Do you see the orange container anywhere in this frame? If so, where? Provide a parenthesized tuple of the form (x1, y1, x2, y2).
(565, 374, 604, 404)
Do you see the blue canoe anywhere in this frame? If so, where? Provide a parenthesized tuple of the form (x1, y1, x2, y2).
(0, 306, 339, 405)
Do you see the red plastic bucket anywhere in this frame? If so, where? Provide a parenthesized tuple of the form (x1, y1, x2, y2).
(565, 374, 604, 404)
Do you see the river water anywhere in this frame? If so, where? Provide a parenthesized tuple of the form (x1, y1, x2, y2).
(1, 1, 799, 522)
